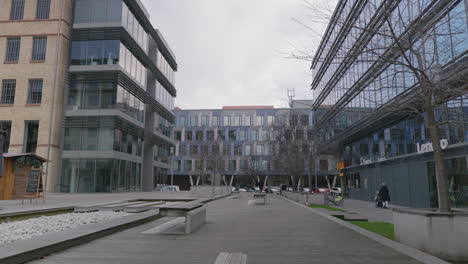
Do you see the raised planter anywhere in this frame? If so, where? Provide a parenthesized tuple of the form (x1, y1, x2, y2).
(281, 191, 324, 205)
(393, 208, 468, 262)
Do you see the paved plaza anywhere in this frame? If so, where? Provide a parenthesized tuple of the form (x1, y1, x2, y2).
(30, 193, 420, 264)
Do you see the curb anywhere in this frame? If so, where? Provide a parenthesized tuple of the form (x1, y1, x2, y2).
(279, 195, 450, 264)
(0, 211, 160, 264)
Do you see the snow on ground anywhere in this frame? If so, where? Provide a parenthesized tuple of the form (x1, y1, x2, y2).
(0, 211, 129, 245)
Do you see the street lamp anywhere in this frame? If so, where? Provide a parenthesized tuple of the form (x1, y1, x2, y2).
(170, 146, 174, 186)
(0, 127, 6, 177)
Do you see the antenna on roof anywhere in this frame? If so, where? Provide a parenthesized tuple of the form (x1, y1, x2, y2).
(287, 88, 295, 108)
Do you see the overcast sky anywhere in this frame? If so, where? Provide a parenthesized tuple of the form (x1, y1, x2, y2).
(141, 0, 335, 109)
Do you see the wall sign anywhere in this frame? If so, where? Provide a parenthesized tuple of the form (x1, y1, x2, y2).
(417, 139, 449, 154)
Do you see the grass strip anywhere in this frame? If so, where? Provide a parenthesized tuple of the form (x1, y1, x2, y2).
(351, 221, 394, 240)
(308, 204, 347, 212)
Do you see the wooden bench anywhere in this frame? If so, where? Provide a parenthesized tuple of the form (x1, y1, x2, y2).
(215, 252, 247, 264)
(253, 193, 266, 205)
(159, 202, 206, 234)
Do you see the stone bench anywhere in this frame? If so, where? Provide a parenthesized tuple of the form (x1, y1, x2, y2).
(215, 252, 247, 264)
(124, 201, 166, 213)
(253, 193, 266, 205)
(159, 202, 206, 234)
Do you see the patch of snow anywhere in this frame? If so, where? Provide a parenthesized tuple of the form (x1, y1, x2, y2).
(0, 211, 129, 245)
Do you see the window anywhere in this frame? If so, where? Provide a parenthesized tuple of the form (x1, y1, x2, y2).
(228, 130, 236, 141)
(217, 130, 225, 140)
(256, 115, 264, 126)
(190, 145, 198, 155)
(245, 144, 251, 155)
(195, 131, 203, 141)
(175, 131, 181, 141)
(239, 130, 247, 141)
(250, 130, 257, 140)
(233, 115, 241, 126)
(244, 115, 251, 126)
(24, 121, 39, 153)
(10, 0, 24, 20)
(1, 80, 16, 104)
(223, 144, 231, 155)
(223, 116, 230, 126)
(256, 145, 264, 155)
(185, 131, 192, 141)
(201, 116, 208, 126)
(212, 116, 219, 126)
(206, 130, 214, 141)
(234, 144, 241, 155)
(36, 0, 50, 19)
(267, 116, 274, 125)
(5, 38, 21, 62)
(184, 160, 192, 171)
(32, 37, 47, 61)
(179, 145, 186, 155)
(28, 79, 43, 104)
(228, 160, 237, 171)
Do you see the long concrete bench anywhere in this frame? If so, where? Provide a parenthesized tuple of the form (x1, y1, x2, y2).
(74, 201, 125, 212)
(253, 193, 266, 205)
(215, 252, 247, 264)
(99, 201, 146, 211)
(124, 201, 166, 213)
(159, 202, 206, 234)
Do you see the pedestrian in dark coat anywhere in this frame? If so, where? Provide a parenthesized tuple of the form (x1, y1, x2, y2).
(378, 182, 390, 208)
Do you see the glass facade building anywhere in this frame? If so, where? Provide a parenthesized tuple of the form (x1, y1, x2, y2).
(60, 0, 178, 193)
(172, 106, 328, 190)
(310, 0, 468, 207)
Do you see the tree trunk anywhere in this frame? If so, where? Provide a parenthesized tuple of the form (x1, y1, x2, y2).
(427, 109, 451, 212)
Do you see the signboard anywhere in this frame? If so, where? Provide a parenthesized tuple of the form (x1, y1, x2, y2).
(26, 169, 41, 193)
(416, 139, 448, 154)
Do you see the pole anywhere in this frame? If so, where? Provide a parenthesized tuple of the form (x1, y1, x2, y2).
(0, 124, 5, 177)
(170, 147, 174, 186)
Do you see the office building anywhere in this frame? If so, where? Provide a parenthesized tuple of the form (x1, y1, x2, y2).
(0, 0, 177, 193)
(310, 0, 468, 207)
(172, 105, 336, 190)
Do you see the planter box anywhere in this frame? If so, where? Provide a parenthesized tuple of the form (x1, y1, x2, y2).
(281, 191, 324, 205)
(393, 208, 468, 262)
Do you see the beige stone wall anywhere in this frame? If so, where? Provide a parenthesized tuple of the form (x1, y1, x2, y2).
(0, 0, 73, 192)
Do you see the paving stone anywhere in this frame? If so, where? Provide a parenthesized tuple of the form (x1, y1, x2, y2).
(30, 193, 421, 264)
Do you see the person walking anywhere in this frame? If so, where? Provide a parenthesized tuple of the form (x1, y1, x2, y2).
(378, 182, 390, 209)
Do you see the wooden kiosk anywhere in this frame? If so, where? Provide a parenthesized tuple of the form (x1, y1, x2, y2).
(0, 153, 46, 201)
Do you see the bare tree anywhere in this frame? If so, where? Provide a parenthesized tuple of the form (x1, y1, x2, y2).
(271, 111, 315, 190)
(294, 0, 468, 211)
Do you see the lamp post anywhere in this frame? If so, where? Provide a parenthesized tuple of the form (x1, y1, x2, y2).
(0, 128, 5, 177)
(170, 146, 174, 186)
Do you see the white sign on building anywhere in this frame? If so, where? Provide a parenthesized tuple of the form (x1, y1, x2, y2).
(416, 139, 449, 154)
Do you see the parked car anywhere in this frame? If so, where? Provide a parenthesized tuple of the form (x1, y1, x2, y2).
(160, 185, 180, 191)
(238, 188, 247, 192)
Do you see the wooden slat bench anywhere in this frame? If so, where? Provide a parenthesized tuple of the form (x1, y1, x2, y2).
(215, 252, 247, 264)
(159, 202, 206, 234)
(253, 193, 266, 205)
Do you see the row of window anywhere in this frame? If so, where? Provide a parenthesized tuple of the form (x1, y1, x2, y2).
(61, 158, 142, 193)
(73, 0, 121, 24)
(0, 79, 43, 105)
(64, 126, 143, 157)
(175, 128, 288, 142)
(121, 2, 148, 52)
(9, 0, 50, 20)
(156, 50, 175, 85)
(0, 120, 39, 153)
(177, 143, 274, 156)
(174, 159, 272, 172)
(4, 36, 47, 63)
(119, 43, 147, 87)
(154, 112, 172, 138)
(176, 114, 311, 127)
(155, 81, 174, 111)
(67, 82, 145, 123)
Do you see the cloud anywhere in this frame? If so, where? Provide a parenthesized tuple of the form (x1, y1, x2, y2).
(142, 0, 332, 109)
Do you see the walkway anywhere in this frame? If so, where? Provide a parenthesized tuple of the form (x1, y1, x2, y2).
(31, 193, 420, 264)
(340, 199, 404, 223)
